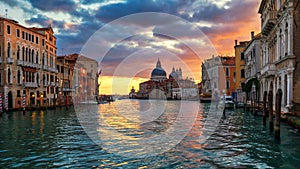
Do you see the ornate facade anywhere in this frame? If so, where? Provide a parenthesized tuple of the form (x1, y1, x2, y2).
(0, 17, 58, 109)
(259, 0, 297, 112)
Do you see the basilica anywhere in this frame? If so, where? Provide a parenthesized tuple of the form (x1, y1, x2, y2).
(133, 59, 198, 100)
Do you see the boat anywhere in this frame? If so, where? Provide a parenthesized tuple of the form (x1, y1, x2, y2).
(96, 95, 115, 104)
(200, 93, 212, 103)
(219, 96, 235, 109)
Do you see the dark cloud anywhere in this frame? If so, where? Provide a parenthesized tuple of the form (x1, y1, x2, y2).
(27, 0, 77, 12)
(94, 0, 181, 23)
(25, 14, 65, 28)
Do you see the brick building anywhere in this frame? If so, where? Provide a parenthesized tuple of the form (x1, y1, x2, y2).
(0, 17, 58, 110)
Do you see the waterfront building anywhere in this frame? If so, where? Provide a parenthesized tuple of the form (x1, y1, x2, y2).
(56, 55, 74, 106)
(259, 0, 297, 112)
(136, 59, 197, 100)
(234, 40, 249, 92)
(0, 17, 58, 110)
(244, 32, 262, 101)
(201, 56, 235, 99)
(58, 53, 99, 103)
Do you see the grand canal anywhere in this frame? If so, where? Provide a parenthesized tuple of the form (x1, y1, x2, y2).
(0, 100, 300, 168)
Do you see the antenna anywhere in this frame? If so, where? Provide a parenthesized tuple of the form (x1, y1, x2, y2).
(5, 9, 8, 18)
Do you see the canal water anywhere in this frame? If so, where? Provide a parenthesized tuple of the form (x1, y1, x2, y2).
(0, 100, 300, 168)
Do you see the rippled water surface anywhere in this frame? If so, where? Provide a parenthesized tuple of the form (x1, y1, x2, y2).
(0, 100, 300, 168)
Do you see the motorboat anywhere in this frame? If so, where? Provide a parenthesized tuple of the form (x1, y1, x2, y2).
(219, 96, 235, 109)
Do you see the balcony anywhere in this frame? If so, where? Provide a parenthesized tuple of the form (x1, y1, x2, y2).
(43, 65, 47, 70)
(7, 57, 14, 64)
(50, 82, 56, 86)
(261, 63, 276, 77)
(17, 60, 42, 69)
(48, 67, 58, 73)
(63, 88, 75, 92)
(24, 82, 38, 88)
(17, 60, 23, 65)
(262, 10, 277, 36)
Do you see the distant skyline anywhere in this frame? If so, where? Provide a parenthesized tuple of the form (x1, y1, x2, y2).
(0, 0, 261, 94)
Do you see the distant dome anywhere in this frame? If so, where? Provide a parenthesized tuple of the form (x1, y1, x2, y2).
(169, 71, 178, 79)
(152, 68, 167, 77)
(150, 58, 167, 81)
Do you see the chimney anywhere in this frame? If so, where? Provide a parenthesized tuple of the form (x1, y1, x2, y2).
(235, 40, 238, 46)
(251, 31, 255, 39)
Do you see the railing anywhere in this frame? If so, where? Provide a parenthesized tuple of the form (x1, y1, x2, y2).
(261, 63, 276, 76)
(50, 82, 56, 86)
(262, 10, 277, 33)
(24, 82, 38, 88)
(7, 57, 14, 64)
(42, 65, 58, 73)
(17, 60, 42, 69)
(63, 88, 75, 92)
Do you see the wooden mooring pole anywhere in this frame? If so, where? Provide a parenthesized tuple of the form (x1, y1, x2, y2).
(275, 89, 282, 140)
(268, 91, 274, 132)
(263, 91, 267, 126)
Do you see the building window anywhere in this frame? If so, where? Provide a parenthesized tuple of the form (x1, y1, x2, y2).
(226, 68, 229, 77)
(37, 73, 39, 85)
(22, 46, 25, 60)
(29, 33, 31, 41)
(17, 90, 21, 97)
(22, 31, 25, 39)
(16, 29, 20, 37)
(17, 46, 20, 60)
(7, 25, 10, 34)
(7, 42, 11, 58)
(8, 68, 11, 84)
(32, 35, 34, 43)
(32, 50, 34, 63)
(241, 52, 245, 60)
(226, 80, 230, 89)
(26, 32, 28, 40)
(241, 69, 245, 78)
(36, 37, 39, 44)
(36, 52, 39, 64)
(42, 39, 45, 46)
(17, 70, 21, 84)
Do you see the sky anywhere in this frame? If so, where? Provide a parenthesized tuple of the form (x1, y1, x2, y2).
(0, 0, 261, 94)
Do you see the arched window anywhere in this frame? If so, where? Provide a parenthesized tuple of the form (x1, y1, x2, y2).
(17, 70, 21, 84)
(42, 53, 45, 65)
(37, 73, 39, 85)
(29, 49, 31, 62)
(7, 42, 11, 58)
(26, 47, 28, 61)
(8, 68, 11, 84)
(36, 52, 39, 64)
(43, 74, 45, 85)
(32, 50, 34, 63)
(17, 46, 20, 60)
(22, 46, 25, 61)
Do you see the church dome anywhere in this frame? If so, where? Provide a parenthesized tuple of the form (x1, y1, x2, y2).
(150, 58, 167, 81)
(151, 68, 166, 77)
